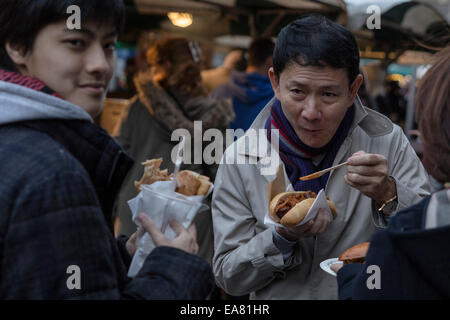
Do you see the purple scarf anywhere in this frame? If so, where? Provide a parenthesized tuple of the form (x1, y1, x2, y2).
(265, 99, 354, 193)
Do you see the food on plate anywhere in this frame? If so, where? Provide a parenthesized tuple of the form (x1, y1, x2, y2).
(134, 158, 212, 196)
(269, 191, 337, 227)
(338, 242, 370, 264)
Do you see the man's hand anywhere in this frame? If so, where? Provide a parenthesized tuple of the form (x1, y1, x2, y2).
(345, 151, 397, 206)
(126, 231, 138, 257)
(135, 213, 199, 255)
(330, 262, 343, 273)
(275, 208, 331, 241)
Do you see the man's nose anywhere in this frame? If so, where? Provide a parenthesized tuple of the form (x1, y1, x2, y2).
(301, 96, 321, 121)
(85, 44, 109, 75)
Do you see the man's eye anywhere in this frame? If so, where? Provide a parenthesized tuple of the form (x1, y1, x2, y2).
(291, 89, 304, 95)
(323, 92, 337, 97)
(66, 39, 86, 47)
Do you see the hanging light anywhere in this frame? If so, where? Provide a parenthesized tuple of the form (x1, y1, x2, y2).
(167, 12, 193, 28)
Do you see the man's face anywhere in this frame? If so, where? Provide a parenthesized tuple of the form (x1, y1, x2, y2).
(269, 62, 362, 148)
(14, 21, 117, 118)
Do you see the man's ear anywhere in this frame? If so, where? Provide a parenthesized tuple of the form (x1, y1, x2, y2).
(5, 42, 28, 70)
(268, 67, 280, 100)
(348, 74, 364, 105)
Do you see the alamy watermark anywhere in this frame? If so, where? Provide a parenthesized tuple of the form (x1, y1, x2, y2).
(66, 265, 81, 290)
(66, 5, 81, 30)
(366, 264, 381, 290)
(366, 5, 381, 30)
(171, 122, 280, 176)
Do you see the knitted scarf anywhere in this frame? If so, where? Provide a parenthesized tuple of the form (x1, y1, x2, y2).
(0, 69, 61, 97)
(265, 99, 354, 193)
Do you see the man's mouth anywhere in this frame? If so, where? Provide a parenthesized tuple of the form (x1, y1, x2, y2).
(302, 127, 323, 134)
(79, 82, 106, 95)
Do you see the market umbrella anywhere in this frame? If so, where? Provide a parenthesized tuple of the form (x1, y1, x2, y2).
(345, 0, 449, 138)
(345, 0, 449, 53)
(126, 0, 346, 37)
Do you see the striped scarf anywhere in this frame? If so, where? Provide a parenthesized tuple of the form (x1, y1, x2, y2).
(265, 99, 354, 193)
(0, 69, 60, 98)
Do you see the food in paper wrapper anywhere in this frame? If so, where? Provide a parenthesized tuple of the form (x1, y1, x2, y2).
(127, 158, 212, 278)
(134, 158, 212, 196)
(134, 158, 173, 191)
(269, 191, 337, 227)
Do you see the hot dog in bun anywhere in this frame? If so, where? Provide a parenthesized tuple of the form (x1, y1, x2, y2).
(269, 191, 337, 227)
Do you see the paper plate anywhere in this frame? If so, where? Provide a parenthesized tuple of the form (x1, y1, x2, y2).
(320, 258, 342, 276)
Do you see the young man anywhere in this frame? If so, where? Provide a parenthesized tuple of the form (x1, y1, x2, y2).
(0, 0, 213, 299)
(211, 15, 430, 299)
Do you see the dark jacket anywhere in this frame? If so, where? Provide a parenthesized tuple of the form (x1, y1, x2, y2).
(210, 71, 273, 131)
(336, 194, 450, 300)
(0, 80, 214, 299)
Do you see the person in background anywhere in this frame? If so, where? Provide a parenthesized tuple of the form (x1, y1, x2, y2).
(201, 49, 243, 93)
(331, 46, 450, 299)
(210, 37, 275, 132)
(0, 0, 214, 299)
(116, 36, 234, 266)
(386, 80, 407, 128)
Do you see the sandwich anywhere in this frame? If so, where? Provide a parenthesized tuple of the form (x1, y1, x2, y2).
(134, 158, 212, 196)
(269, 191, 337, 227)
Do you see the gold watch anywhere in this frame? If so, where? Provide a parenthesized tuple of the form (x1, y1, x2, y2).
(378, 195, 398, 214)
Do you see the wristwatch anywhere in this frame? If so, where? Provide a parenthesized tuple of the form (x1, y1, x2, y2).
(378, 195, 398, 215)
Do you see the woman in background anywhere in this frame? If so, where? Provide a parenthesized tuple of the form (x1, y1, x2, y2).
(116, 37, 234, 265)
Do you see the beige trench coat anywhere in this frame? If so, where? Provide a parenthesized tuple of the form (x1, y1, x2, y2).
(212, 98, 430, 299)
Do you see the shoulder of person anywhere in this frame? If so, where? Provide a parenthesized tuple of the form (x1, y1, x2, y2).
(0, 124, 92, 194)
(388, 195, 431, 232)
(358, 106, 395, 138)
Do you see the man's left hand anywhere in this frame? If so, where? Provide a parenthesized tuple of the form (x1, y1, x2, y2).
(344, 151, 397, 206)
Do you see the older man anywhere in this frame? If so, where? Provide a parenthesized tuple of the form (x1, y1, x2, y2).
(211, 15, 430, 300)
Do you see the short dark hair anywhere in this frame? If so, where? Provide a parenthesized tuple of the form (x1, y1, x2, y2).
(247, 37, 275, 67)
(0, 0, 125, 71)
(273, 14, 360, 85)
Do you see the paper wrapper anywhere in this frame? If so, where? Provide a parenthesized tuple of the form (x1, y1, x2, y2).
(127, 179, 213, 277)
(264, 164, 333, 228)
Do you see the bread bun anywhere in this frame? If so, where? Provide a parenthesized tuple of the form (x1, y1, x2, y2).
(339, 242, 370, 264)
(135, 159, 212, 197)
(280, 197, 315, 227)
(175, 170, 212, 196)
(269, 191, 337, 227)
(134, 158, 173, 191)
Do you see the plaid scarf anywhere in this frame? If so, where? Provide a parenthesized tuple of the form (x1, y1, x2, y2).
(265, 99, 354, 193)
(0, 69, 60, 98)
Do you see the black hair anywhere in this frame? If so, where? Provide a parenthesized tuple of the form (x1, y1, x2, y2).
(0, 0, 125, 71)
(247, 37, 275, 67)
(273, 14, 360, 85)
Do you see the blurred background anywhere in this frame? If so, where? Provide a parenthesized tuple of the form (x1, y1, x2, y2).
(98, 0, 449, 143)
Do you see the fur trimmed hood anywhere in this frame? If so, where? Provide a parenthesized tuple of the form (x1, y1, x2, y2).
(134, 72, 234, 135)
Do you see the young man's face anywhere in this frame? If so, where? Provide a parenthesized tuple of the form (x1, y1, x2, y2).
(269, 62, 362, 148)
(13, 21, 117, 118)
